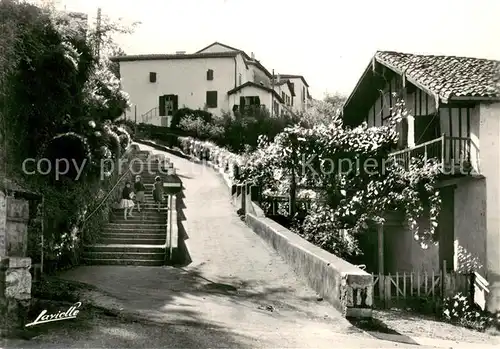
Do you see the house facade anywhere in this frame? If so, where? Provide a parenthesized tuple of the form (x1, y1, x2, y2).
(113, 42, 306, 125)
(273, 74, 311, 113)
(341, 51, 500, 313)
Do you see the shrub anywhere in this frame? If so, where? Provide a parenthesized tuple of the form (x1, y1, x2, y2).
(178, 115, 224, 141)
(292, 203, 361, 259)
(170, 108, 213, 129)
(442, 292, 495, 331)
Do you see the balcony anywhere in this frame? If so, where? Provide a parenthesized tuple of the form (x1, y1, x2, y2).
(388, 135, 477, 175)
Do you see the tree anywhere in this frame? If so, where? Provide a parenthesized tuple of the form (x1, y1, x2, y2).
(323, 92, 347, 112)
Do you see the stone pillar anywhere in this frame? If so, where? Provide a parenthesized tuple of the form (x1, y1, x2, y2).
(0, 257, 32, 336)
(0, 190, 32, 336)
(480, 102, 500, 314)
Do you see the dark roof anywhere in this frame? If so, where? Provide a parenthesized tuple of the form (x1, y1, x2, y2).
(196, 41, 245, 55)
(1, 179, 41, 200)
(247, 60, 272, 79)
(272, 79, 296, 96)
(376, 51, 500, 101)
(273, 74, 309, 87)
(110, 51, 239, 62)
(195, 42, 275, 79)
(227, 82, 284, 103)
(342, 51, 500, 126)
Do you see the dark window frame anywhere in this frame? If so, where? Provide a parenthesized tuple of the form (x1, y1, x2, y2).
(149, 72, 157, 83)
(207, 69, 214, 81)
(206, 90, 218, 108)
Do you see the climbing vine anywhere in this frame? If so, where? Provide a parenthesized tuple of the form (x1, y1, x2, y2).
(236, 98, 442, 255)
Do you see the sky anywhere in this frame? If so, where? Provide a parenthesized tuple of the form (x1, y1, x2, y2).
(39, 0, 500, 99)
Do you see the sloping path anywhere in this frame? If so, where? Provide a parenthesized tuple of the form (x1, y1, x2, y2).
(52, 144, 430, 348)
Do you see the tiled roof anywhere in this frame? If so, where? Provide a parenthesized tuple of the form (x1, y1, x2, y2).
(273, 74, 309, 87)
(227, 82, 284, 103)
(110, 52, 239, 62)
(375, 51, 500, 101)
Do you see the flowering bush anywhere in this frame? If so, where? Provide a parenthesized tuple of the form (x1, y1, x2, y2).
(442, 293, 494, 331)
(238, 117, 442, 250)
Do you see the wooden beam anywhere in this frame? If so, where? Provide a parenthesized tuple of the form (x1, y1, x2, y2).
(378, 224, 385, 301)
(450, 96, 500, 102)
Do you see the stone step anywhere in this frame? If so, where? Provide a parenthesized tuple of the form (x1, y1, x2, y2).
(99, 237, 165, 245)
(105, 223, 167, 230)
(98, 233, 166, 241)
(112, 207, 168, 213)
(81, 258, 164, 266)
(110, 212, 166, 220)
(103, 226, 165, 233)
(109, 216, 166, 224)
(82, 251, 165, 261)
(84, 244, 165, 253)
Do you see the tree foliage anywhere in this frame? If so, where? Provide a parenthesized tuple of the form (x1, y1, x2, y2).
(238, 98, 441, 258)
(0, 0, 136, 270)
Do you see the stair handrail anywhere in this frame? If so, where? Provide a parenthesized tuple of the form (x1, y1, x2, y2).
(81, 147, 143, 226)
(81, 166, 132, 225)
(142, 106, 159, 123)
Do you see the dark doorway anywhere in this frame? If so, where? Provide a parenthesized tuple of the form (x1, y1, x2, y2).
(438, 185, 455, 272)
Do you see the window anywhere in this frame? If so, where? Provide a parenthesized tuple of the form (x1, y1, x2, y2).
(239, 96, 260, 113)
(273, 101, 279, 116)
(149, 72, 157, 83)
(206, 91, 218, 108)
(206, 69, 214, 80)
(159, 94, 178, 116)
(302, 87, 305, 102)
(281, 92, 285, 101)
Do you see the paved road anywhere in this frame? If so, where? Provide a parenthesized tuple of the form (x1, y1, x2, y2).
(4, 145, 437, 348)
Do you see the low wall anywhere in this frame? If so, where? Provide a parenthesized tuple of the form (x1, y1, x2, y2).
(246, 214, 372, 318)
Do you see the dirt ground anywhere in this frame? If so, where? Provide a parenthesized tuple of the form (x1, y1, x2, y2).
(372, 309, 500, 345)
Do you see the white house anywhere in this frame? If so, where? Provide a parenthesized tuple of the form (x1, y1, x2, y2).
(272, 74, 311, 113)
(111, 42, 307, 126)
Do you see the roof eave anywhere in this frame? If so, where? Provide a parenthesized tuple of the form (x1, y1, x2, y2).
(447, 96, 500, 102)
(228, 82, 283, 103)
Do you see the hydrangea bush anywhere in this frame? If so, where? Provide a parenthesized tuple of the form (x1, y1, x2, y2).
(442, 292, 497, 331)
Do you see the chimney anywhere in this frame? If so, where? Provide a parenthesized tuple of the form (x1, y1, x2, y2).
(251, 52, 255, 60)
(276, 74, 280, 83)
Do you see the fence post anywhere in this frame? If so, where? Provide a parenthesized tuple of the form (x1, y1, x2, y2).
(377, 224, 385, 303)
(441, 260, 447, 299)
(469, 271, 476, 304)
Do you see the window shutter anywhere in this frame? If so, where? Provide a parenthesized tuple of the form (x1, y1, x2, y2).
(240, 97, 245, 112)
(172, 95, 178, 113)
(207, 69, 213, 80)
(255, 96, 260, 105)
(149, 72, 157, 83)
(159, 95, 166, 116)
(206, 91, 217, 108)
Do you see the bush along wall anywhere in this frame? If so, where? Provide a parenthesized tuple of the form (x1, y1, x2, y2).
(0, 1, 135, 272)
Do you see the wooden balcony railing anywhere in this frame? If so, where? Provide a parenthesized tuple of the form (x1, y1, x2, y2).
(389, 135, 473, 174)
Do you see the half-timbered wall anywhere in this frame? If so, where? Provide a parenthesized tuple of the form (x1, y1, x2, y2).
(364, 75, 478, 172)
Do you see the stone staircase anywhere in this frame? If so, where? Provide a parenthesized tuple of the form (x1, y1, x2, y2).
(82, 150, 171, 266)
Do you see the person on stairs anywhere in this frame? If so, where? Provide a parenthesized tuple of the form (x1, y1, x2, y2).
(134, 175, 146, 212)
(153, 176, 164, 212)
(120, 182, 135, 219)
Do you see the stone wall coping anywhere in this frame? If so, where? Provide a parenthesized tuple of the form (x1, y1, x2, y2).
(251, 215, 371, 278)
(0, 257, 31, 270)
